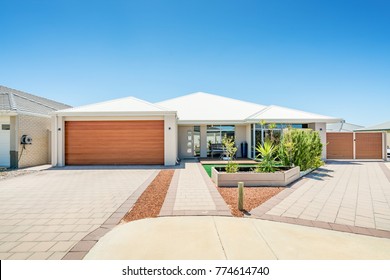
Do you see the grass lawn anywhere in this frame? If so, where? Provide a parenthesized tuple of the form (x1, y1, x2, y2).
(202, 164, 257, 177)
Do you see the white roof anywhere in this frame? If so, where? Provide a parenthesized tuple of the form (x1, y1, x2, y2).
(355, 121, 390, 132)
(53, 91, 343, 123)
(156, 92, 267, 123)
(327, 122, 363, 132)
(53, 96, 175, 116)
(246, 105, 343, 123)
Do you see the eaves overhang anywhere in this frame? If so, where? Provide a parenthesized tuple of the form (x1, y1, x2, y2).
(50, 111, 177, 117)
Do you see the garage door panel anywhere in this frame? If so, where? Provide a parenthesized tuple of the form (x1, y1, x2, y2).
(65, 121, 164, 165)
(355, 133, 382, 159)
(326, 133, 354, 159)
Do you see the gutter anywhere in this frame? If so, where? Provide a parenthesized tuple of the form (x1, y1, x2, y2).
(50, 111, 177, 117)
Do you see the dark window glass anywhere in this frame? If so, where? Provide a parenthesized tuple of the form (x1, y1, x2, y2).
(1, 124, 10, 130)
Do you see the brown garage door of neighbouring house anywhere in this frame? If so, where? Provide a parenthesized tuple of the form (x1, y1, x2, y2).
(65, 121, 164, 165)
(355, 132, 383, 159)
(326, 132, 383, 160)
(327, 133, 354, 159)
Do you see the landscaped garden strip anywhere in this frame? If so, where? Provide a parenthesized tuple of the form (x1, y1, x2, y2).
(217, 186, 285, 217)
(122, 169, 174, 223)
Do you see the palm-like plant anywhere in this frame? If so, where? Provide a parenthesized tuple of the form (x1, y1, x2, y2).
(255, 140, 277, 173)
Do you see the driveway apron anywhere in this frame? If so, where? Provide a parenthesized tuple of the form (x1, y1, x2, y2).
(251, 161, 390, 238)
(0, 168, 158, 260)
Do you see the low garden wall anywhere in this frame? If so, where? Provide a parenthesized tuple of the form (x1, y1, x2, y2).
(211, 166, 300, 187)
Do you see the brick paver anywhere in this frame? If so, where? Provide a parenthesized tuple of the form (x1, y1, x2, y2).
(160, 161, 231, 216)
(0, 168, 158, 260)
(251, 161, 390, 237)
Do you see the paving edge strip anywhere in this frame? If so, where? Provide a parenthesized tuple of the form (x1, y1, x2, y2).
(379, 162, 390, 183)
(250, 164, 390, 240)
(62, 170, 160, 260)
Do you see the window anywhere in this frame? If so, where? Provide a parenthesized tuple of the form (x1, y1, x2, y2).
(1, 124, 10, 130)
(207, 125, 235, 155)
(251, 123, 309, 158)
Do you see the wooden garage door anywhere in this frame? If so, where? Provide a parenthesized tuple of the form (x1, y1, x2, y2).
(355, 133, 382, 159)
(65, 121, 164, 165)
(326, 133, 354, 159)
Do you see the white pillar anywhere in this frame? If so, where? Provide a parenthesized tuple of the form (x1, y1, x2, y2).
(309, 123, 327, 160)
(57, 116, 65, 166)
(51, 116, 57, 166)
(246, 124, 252, 159)
(200, 125, 207, 157)
(164, 115, 178, 166)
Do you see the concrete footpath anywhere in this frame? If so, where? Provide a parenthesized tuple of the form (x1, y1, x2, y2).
(84, 216, 390, 260)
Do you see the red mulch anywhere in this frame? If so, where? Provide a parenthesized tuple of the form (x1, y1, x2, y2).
(217, 186, 285, 217)
(122, 170, 174, 223)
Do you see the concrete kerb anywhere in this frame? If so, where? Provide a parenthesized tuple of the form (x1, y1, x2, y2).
(62, 170, 160, 260)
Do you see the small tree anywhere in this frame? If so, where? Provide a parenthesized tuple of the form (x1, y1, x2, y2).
(222, 136, 238, 173)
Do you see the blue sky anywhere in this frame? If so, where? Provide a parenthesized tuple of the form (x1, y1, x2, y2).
(1, 0, 389, 126)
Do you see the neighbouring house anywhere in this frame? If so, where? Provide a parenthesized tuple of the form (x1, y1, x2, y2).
(326, 122, 363, 132)
(355, 121, 390, 160)
(0, 86, 71, 168)
(326, 120, 389, 160)
(51, 92, 343, 166)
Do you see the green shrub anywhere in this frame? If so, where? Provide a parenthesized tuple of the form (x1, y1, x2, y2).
(278, 128, 324, 171)
(226, 162, 239, 173)
(255, 139, 278, 173)
(222, 136, 238, 173)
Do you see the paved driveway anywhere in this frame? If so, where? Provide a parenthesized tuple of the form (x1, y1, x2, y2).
(252, 161, 390, 237)
(0, 168, 158, 260)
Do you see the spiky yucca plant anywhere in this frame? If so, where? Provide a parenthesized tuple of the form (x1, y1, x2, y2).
(255, 139, 278, 173)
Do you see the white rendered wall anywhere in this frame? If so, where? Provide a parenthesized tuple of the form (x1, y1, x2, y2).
(309, 123, 327, 160)
(164, 115, 178, 166)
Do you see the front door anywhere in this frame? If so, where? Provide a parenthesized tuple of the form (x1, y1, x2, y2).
(185, 129, 194, 157)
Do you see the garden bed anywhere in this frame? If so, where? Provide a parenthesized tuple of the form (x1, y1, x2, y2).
(203, 164, 257, 177)
(121, 169, 174, 223)
(217, 186, 285, 217)
(212, 166, 300, 187)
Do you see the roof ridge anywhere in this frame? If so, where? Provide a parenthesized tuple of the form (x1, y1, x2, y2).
(158, 91, 267, 108)
(127, 96, 174, 111)
(267, 104, 330, 117)
(11, 92, 61, 111)
(8, 92, 17, 110)
(245, 105, 272, 119)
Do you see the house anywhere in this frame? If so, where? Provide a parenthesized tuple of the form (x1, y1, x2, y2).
(51, 92, 342, 166)
(0, 86, 71, 168)
(355, 121, 390, 160)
